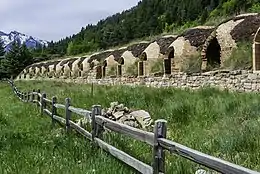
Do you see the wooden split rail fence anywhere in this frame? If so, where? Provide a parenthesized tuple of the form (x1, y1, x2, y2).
(3, 79, 260, 174)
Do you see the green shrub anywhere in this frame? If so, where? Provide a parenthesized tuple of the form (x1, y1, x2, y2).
(151, 59, 164, 74)
(107, 65, 117, 77)
(223, 42, 252, 70)
(180, 53, 202, 73)
(126, 61, 138, 76)
(249, 3, 260, 13)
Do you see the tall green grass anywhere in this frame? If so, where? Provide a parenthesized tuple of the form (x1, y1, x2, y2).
(0, 82, 136, 174)
(1, 80, 260, 173)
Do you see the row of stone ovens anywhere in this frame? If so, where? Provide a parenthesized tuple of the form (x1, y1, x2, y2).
(18, 45, 174, 80)
(18, 13, 260, 80)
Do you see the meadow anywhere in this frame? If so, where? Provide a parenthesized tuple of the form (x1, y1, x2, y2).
(1, 80, 260, 173)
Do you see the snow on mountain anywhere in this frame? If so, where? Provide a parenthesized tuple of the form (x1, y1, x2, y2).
(0, 30, 48, 51)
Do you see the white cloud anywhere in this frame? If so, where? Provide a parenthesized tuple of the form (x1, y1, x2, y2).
(0, 0, 140, 41)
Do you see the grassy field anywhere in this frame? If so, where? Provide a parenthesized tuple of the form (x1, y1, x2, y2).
(1, 80, 260, 173)
(0, 82, 135, 174)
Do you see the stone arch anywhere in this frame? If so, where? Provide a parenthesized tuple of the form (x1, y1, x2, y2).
(102, 60, 107, 78)
(68, 61, 74, 77)
(32, 67, 36, 75)
(61, 66, 65, 76)
(138, 52, 147, 76)
(164, 46, 174, 75)
(96, 65, 102, 79)
(201, 32, 221, 70)
(253, 27, 260, 71)
(90, 61, 95, 69)
(39, 67, 43, 74)
(206, 37, 221, 69)
(117, 57, 124, 77)
(254, 27, 260, 42)
(77, 57, 85, 77)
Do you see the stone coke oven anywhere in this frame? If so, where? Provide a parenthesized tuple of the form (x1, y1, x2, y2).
(201, 13, 260, 71)
(253, 27, 260, 71)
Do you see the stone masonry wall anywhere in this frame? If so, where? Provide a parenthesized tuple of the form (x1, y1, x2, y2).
(30, 70, 260, 93)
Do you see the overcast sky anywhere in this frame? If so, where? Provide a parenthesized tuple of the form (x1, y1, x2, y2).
(0, 0, 140, 41)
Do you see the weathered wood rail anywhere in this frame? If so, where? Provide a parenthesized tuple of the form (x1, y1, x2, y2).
(3, 79, 260, 174)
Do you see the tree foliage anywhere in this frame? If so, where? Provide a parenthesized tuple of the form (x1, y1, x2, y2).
(0, 38, 6, 78)
(0, 41, 33, 78)
(0, 38, 5, 57)
(38, 0, 258, 56)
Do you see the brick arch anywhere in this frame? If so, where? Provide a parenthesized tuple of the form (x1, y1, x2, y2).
(253, 27, 260, 71)
(201, 31, 221, 71)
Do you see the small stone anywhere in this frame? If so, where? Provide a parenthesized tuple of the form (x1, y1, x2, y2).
(195, 169, 211, 174)
(113, 111, 125, 120)
(110, 102, 118, 109)
(115, 104, 124, 111)
(130, 110, 152, 128)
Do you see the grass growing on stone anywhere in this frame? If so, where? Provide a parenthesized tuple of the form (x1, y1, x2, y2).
(2, 80, 260, 173)
(223, 41, 252, 70)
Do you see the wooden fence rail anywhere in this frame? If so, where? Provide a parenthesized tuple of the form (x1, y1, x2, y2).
(2, 78, 260, 174)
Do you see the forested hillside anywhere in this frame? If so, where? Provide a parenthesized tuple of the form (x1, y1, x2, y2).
(39, 0, 260, 56)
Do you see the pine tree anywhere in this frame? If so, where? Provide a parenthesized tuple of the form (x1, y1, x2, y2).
(0, 38, 6, 78)
(67, 41, 74, 55)
(2, 41, 33, 78)
(20, 43, 33, 67)
(0, 38, 5, 57)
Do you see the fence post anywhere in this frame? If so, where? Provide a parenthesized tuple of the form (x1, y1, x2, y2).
(52, 97, 57, 127)
(37, 89, 41, 106)
(153, 119, 167, 174)
(41, 93, 46, 115)
(65, 98, 71, 133)
(91, 105, 102, 141)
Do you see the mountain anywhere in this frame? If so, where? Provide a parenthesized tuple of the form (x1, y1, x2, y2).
(0, 30, 48, 51)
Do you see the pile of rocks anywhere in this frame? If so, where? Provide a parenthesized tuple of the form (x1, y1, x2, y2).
(75, 102, 153, 131)
(101, 102, 153, 130)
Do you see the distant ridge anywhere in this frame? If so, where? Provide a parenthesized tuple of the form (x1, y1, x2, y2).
(0, 30, 48, 51)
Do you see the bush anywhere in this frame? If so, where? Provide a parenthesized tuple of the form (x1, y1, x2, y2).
(180, 53, 202, 73)
(223, 42, 252, 70)
(126, 61, 138, 76)
(249, 3, 260, 13)
(151, 59, 164, 74)
(107, 65, 117, 77)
